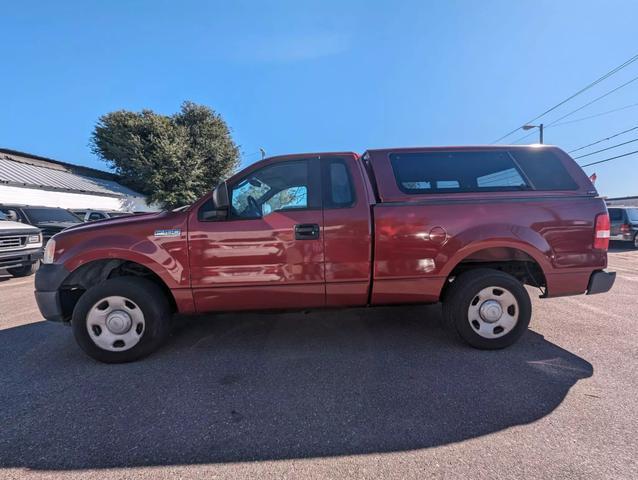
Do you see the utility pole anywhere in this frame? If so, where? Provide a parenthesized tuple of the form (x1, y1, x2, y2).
(259, 147, 266, 160)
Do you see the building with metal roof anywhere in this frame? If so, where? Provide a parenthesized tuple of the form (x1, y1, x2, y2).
(0, 148, 154, 212)
(606, 196, 638, 207)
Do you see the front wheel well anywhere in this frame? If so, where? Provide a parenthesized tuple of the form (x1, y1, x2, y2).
(442, 247, 547, 299)
(59, 259, 177, 321)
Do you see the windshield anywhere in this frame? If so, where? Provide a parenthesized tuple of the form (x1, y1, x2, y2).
(24, 208, 82, 224)
(0, 211, 6, 221)
(627, 208, 638, 222)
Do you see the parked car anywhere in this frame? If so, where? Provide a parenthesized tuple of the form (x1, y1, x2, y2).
(0, 210, 43, 277)
(34, 145, 615, 363)
(0, 205, 83, 242)
(608, 206, 638, 248)
(71, 209, 133, 222)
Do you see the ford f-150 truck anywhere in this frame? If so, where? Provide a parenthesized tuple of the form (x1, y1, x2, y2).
(34, 146, 615, 363)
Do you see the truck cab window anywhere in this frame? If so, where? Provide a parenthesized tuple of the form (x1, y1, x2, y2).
(230, 160, 316, 218)
(323, 159, 355, 208)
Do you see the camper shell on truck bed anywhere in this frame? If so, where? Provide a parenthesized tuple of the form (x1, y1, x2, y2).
(34, 145, 614, 362)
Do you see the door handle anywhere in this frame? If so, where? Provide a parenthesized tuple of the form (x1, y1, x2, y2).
(295, 223, 320, 240)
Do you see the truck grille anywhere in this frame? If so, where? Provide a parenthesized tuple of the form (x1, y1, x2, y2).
(0, 236, 27, 251)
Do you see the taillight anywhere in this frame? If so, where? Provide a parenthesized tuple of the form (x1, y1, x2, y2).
(621, 223, 631, 234)
(594, 213, 610, 250)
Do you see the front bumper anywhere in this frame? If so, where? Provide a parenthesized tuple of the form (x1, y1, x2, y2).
(34, 263, 70, 322)
(0, 247, 43, 270)
(586, 270, 616, 295)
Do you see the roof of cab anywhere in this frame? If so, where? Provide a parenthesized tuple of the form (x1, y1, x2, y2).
(364, 145, 558, 155)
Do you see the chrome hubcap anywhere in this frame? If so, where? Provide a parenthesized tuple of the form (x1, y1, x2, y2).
(105, 310, 132, 334)
(468, 286, 519, 339)
(479, 300, 503, 323)
(86, 296, 145, 352)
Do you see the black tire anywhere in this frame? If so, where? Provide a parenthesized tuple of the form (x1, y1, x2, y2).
(633, 233, 638, 249)
(7, 262, 39, 277)
(72, 277, 172, 363)
(442, 268, 531, 350)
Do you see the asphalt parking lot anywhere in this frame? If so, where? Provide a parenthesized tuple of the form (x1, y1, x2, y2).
(0, 246, 636, 480)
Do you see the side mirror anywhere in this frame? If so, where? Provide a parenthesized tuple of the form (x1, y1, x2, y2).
(199, 182, 229, 221)
(212, 181, 229, 209)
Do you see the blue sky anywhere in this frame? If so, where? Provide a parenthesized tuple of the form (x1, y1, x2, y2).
(1, 0, 637, 197)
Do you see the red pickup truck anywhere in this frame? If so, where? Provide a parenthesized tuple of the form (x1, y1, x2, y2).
(35, 146, 615, 362)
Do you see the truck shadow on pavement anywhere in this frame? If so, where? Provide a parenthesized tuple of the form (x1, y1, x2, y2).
(0, 304, 592, 470)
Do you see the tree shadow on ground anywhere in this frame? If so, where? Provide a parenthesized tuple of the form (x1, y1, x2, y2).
(0, 303, 592, 470)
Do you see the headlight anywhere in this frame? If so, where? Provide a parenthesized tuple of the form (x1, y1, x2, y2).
(27, 233, 42, 244)
(42, 239, 56, 264)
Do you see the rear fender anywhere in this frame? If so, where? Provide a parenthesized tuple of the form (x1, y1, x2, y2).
(440, 224, 554, 278)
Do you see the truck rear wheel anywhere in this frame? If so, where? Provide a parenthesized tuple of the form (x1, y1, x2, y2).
(443, 268, 531, 349)
(72, 277, 171, 363)
(7, 262, 39, 277)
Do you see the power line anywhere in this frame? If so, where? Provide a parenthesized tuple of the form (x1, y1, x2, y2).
(491, 52, 638, 143)
(580, 149, 638, 168)
(509, 130, 537, 144)
(568, 126, 638, 153)
(544, 74, 638, 127)
(509, 102, 638, 144)
(573, 137, 638, 159)
(551, 102, 638, 127)
(510, 74, 638, 145)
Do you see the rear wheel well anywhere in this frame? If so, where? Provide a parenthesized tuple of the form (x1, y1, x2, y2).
(59, 259, 177, 321)
(443, 247, 546, 298)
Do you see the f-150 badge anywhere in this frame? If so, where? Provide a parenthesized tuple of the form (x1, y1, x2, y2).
(154, 229, 181, 237)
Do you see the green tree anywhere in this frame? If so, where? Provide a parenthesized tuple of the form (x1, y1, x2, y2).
(91, 101, 240, 209)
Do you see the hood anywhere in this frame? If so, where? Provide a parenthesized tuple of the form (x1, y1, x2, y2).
(0, 219, 40, 232)
(55, 210, 181, 237)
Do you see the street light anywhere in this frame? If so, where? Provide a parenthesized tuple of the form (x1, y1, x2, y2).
(522, 123, 544, 144)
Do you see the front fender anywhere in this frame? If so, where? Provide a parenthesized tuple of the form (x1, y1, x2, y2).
(57, 233, 189, 290)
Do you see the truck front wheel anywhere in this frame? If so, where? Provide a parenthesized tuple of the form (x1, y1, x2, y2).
(443, 268, 532, 349)
(72, 277, 171, 363)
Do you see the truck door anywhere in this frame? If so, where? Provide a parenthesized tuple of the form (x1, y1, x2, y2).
(320, 155, 373, 307)
(188, 157, 325, 312)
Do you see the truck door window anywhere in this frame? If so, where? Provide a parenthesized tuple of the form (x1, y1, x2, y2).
(229, 159, 318, 218)
(262, 186, 308, 215)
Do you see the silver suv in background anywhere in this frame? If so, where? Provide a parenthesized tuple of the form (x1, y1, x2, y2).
(0, 210, 43, 277)
(609, 206, 638, 248)
(71, 209, 133, 222)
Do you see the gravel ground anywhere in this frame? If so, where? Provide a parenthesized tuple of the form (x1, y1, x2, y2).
(0, 245, 636, 479)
